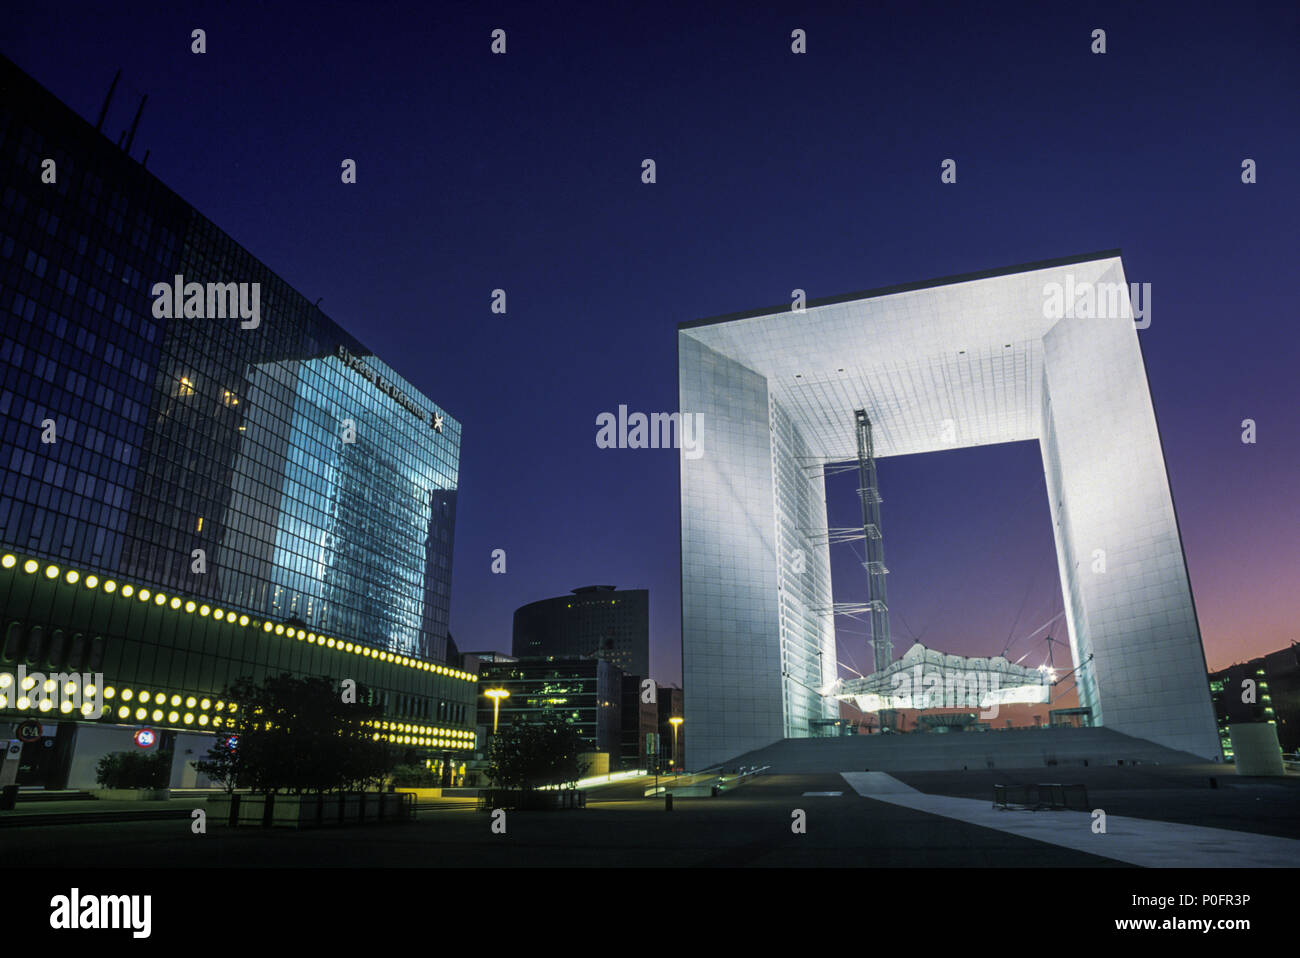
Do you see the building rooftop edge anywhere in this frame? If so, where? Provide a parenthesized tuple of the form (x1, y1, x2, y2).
(678, 249, 1125, 332)
(0, 52, 457, 425)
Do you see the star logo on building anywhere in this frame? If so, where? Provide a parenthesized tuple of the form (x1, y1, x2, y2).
(432, 413, 444, 433)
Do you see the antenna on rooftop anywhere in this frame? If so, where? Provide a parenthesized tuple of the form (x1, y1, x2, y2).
(95, 69, 121, 133)
(124, 93, 148, 155)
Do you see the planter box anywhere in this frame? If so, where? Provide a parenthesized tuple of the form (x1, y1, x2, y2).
(206, 794, 237, 825)
(206, 790, 252, 821)
(261, 794, 364, 828)
(339, 793, 362, 824)
(208, 792, 408, 827)
(270, 795, 318, 828)
(237, 794, 271, 825)
(91, 788, 170, 801)
(481, 789, 586, 811)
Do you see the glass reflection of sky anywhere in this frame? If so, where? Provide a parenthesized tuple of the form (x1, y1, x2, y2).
(246, 352, 458, 656)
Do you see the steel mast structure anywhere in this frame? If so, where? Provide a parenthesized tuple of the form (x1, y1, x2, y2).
(854, 409, 892, 674)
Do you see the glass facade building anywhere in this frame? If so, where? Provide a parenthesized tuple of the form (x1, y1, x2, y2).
(678, 252, 1222, 769)
(0, 55, 476, 785)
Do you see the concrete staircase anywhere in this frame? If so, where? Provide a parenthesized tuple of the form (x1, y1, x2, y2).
(718, 727, 1208, 774)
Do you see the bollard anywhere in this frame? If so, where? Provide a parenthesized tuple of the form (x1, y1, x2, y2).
(1209, 777, 1218, 789)
(665, 792, 673, 812)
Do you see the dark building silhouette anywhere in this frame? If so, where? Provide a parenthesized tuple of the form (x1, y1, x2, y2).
(620, 673, 659, 769)
(1209, 643, 1300, 756)
(513, 585, 649, 678)
(658, 685, 685, 770)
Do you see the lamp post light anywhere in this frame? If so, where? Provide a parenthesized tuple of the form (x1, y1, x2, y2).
(669, 716, 683, 773)
(484, 688, 510, 734)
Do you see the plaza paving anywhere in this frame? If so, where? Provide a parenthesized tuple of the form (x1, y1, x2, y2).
(5, 765, 1297, 867)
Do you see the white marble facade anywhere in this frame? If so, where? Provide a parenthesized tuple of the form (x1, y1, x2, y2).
(678, 253, 1221, 768)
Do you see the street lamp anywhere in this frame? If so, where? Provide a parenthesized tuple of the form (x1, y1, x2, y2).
(484, 687, 510, 733)
(669, 716, 683, 772)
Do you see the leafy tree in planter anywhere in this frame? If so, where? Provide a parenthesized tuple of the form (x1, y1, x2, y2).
(487, 714, 590, 790)
(96, 750, 170, 789)
(196, 673, 393, 795)
(192, 733, 243, 794)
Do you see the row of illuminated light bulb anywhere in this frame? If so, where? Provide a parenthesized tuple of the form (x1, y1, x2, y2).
(102, 686, 236, 727)
(369, 719, 475, 749)
(1, 670, 476, 746)
(0, 673, 102, 715)
(2, 554, 478, 683)
(0, 674, 234, 727)
(258, 620, 476, 682)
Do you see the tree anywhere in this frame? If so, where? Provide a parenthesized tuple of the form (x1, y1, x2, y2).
(96, 750, 170, 789)
(192, 733, 243, 794)
(487, 713, 590, 790)
(193, 673, 392, 795)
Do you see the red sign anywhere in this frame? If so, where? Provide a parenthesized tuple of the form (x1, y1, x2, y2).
(133, 728, 157, 748)
(15, 720, 41, 743)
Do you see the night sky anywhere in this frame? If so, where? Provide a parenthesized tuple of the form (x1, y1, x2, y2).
(8, 2, 1296, 690)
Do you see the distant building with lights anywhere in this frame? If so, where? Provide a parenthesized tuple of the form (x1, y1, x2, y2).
(1209, 643, 1300, 757)
(0, 55, 477, 789)
(513, 585, 649, 678)
(477, 657, 623, 768)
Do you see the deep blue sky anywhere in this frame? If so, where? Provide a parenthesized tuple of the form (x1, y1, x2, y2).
(8, 1, 1297, 686)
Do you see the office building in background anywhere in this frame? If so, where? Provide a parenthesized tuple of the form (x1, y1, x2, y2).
(513, 585, 649, 678)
